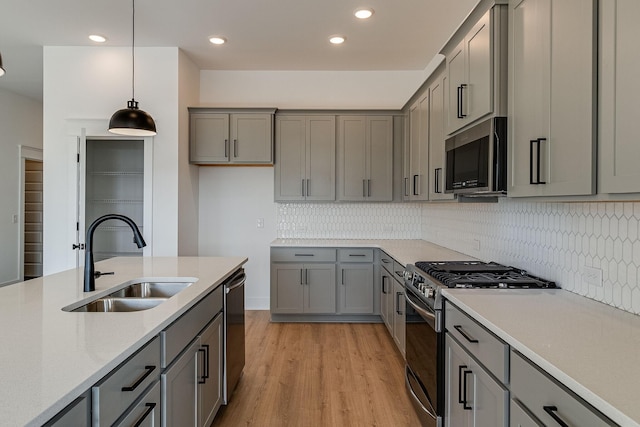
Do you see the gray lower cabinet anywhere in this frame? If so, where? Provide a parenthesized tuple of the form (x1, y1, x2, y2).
(379, 250, 405, 356)
(510, 398, 544, 427)
(115, 381, 161, 427)
(510, 350, 616, 426)
(92, 337, 161, 426)
(199, 314, 224, 427)
(380, 264, 393, 332)
(444, 334, 508, 427)
(391, 277, 405, 355)
(338, 263, 374, 314)
(270, 263, 337, 314)
(44, 391, 91, 427)
(162, 339, 200, 427)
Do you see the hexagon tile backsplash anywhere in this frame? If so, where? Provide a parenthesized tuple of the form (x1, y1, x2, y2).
(421, 200, 640, 315)
(277, 200, 640, 315)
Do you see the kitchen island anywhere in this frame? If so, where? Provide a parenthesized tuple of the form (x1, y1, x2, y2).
(0, 256, 246, 426)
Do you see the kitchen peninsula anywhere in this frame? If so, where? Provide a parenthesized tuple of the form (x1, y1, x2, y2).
(0, 256, 246, 426)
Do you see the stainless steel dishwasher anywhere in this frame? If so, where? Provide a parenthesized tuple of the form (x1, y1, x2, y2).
(223, 268, 246, 404)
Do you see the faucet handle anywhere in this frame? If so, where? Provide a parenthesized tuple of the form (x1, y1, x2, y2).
(94, 271, 115, 278)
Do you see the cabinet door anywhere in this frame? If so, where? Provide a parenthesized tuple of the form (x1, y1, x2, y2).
(275, 116, 306, 201)
(510, 399, 544, 427)
(337, 116, 367, 201)
(468, 357, 508, 427)
(599, 0, 640, 193)
(306, 116, 336, 201)
(402, 112, 411, 200)
(380, 268, 393, 332)
(190, 113, 230, 163)
(305, 264, 337, 314)
(392, 278, 405, 354)
(270, 264, 304, 314)
(445, 334, 472, 427)
(508, 0, 595, 197)
(465, 9, 493, 124)
(409, 95, 429, 201)
(162, 339, 199, 427)
(230, 114, 273, 164)
(199, 314, 223, 427)
(366, 116, 394, 201)
(447, 40, 467, 134)
(338, 264, 374, 313)
(429, 72, 455, 201)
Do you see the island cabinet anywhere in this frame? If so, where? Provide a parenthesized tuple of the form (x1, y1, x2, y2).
(445, 5, 506, 135)
(44, 392, 91, 427)
(337, 115, 393, 202)
(161, 285, 224, 427)
(444, 302, 509, 427)
(507, 0, 596, 197)
(510, 350, 615, 426)
(189, 108, 275, 165)
(598, 0, 640, 194)
(337, 249, 374, 314)
(270, 248, 337, 314)
(274, 115, 336, 201)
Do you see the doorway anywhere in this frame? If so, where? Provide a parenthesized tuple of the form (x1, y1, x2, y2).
(24, 159, 43, 279)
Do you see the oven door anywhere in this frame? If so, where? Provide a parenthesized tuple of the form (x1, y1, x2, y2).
(405, 288, 440, 427)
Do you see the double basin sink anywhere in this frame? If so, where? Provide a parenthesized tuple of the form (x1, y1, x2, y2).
(64, 280, 194, 313)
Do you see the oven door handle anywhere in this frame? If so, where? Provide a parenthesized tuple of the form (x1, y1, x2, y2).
(405, 366, 437, 419)
(405, 292, 436, 322)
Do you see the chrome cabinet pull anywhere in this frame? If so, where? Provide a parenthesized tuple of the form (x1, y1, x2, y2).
(454, 324, 479, 343)
(543, 406, 570, 427)
(121, 365, 155, 392)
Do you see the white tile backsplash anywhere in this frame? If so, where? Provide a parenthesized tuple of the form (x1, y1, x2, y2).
(277, 199, 640, 314)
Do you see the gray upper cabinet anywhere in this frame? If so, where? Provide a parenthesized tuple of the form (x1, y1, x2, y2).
(337, 115, 393, 202)
(189, 108, 275, 165)
(274, 115, 336, 201)
(428, 69, 455, 201)
(508, 0, 596, 197)
(445, 8, 494, 135)
(407, 92, 429, 201)
(598, 0, 640, 194)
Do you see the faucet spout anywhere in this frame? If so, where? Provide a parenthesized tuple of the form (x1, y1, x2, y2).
(84, 214, 146, 292)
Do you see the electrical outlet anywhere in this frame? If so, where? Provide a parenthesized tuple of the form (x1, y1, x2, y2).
(472, 239, 481, 251)
(582, 266, 603, 287)
(12, 215, 18, 224)
(256, 218, 264, 229)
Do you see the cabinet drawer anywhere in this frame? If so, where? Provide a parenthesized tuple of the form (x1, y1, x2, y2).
(510, 351, 616, 426)
(161, 285, 223, 368)
(92, 337, 161, 427)
(338, 248, 374, 263)
(271, 247, 336, 262)
(114, 380, 160, 427)
(44, 392, 90, 427)
(445, 302, 508, 383)
(380, 251, 394, 273)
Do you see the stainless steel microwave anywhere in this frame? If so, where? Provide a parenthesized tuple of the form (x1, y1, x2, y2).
(445, 117, 507, 196)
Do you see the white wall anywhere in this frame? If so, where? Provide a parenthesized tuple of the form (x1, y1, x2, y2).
(0, 88, 43, 285)
(197, 70, 424, 309)
(43, 46, 181, 274)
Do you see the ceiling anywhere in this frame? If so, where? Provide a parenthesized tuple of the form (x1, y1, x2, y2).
(0, 0, 479, 101)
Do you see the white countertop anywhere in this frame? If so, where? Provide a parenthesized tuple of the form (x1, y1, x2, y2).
(271, 239, 477, 266)
(0, 256, 246, 427)
(443, 288, 640, 427)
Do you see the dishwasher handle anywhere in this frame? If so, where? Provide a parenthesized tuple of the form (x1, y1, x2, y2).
(225, 270, 246, 294)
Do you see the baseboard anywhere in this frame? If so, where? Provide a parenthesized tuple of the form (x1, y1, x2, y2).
(246, 297, 269, 310)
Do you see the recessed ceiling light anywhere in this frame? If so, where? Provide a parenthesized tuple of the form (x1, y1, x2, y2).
(354, 8, 374, 19)
(329, 35, 346, 45)
(89, 34, 107, 43)
(209, 36, 227, 45)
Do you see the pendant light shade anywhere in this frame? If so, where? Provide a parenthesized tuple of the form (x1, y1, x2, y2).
(109, 0, 156, 136)
(0, 52, 5, 77)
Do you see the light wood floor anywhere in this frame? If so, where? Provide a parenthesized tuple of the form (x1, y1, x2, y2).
(212, 311, 422, 427)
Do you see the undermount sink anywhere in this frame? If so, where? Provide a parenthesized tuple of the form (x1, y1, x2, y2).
(108, 281, 193, 298)
(71, 297, 167, 312)
(63, 278, 195, 313)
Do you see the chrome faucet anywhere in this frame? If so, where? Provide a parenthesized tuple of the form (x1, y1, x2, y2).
(84, 214, 146, 292)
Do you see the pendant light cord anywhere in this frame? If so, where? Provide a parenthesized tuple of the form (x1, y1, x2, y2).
(131, 0, 136, 100)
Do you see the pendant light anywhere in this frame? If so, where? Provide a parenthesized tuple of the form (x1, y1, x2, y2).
(108, 0, 156, 136)
(0, 52, 5, 77)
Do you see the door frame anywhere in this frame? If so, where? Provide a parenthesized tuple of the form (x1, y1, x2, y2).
(18, 145, 43, 282)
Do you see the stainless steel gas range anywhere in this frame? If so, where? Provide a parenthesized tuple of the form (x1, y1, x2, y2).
(402, 261, 555, 427)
